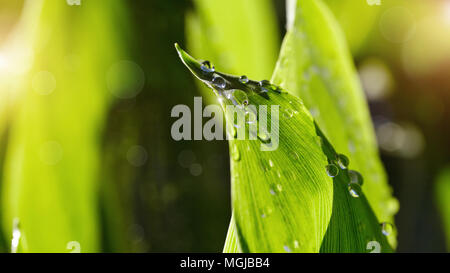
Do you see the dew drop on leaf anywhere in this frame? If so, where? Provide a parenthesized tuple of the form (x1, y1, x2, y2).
(258, 131, 271, 143)
(336, 154, 350, 169)
(233, 90, 249, 107)
(348, 170, 364, 186)
(348, 183, 361, 198)
(200, 60, 215, 73)
(283, 108, 295, 119)
(239, 75, 249, 84)
(381, 222, 394, 236)
(289, 151, 299, 161)
(212, 76, 226, 89)
(259, 80, 271, 93)
(245, 111, 257, 124)
(276, 184, 283, 192)
(231, 144, 240, 161)
(326, 164, 339, 177)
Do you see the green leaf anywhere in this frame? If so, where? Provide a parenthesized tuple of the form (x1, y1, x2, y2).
(175, 44, 393, 253)
(272, 0, 398, 248)
(435, 166, 450, 251)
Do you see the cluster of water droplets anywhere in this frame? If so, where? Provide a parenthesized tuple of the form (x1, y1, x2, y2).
(198, 60, 297, 162)
(324, 151, 395, 238)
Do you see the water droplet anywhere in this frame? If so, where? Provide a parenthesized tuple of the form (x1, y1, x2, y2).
(232, 144, 240, 161)
(212, 76, 226, 89)
(239, 75, 249, 84)
(230, 126, 237, 139)
(283, 108, 295, 119)
(258, 131, 271, 143)
(348, 170, 364, 186)
(326, 164, 339, 177)
(276, 184, 283, 192)
(336, 154, 349, 169)
(289, 151, 299, 161)
(269, 188, 276, 195)
(259, 80, 271, 93)
(245, 111, 257, 124)
(261, 214, 266, 218)
(283, 245, 292, 253)
(348, 183, 361, 198)
(259, 80, 271, 86)
(260, 159, 271, 172)
(232, 90, 249, 107)
(268, 159, 274, 168)
(381, 222, 394, 236)
(200, 61, 215, 73)
(294, 240, 300, 249)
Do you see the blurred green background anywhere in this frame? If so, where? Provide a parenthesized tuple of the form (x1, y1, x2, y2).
(0, 0, 449, 252)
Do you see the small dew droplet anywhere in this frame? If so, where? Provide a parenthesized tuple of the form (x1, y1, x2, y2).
(283, 108, 295, 119)
(381, 222, 394, 236)
(269, 188, 276, 195)
(212, 76, 226, 89)
(276, 184, 283, 192)
(289, 151, 299, 161)
(336, 154, 350, 169)
(326, 164, 339, 178)
(268, 159, 274, 168)
(232, 144, 240, 161)
(239, 75, 249, 84)
(200, 61, 215, 73)
(245, 111, 257, 124)
(258, 131, 271, 143)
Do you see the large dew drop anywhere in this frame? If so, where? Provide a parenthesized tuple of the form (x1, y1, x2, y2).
(336, 154, 349, 169)
(348, 170, 364, 186)
(212, 76, 226, 89)
(326, 164, 339, 178)
(239, 75, 249, 84)
(200, 60, 215, 73)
